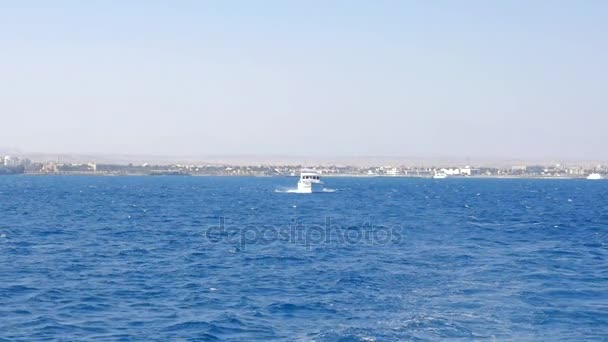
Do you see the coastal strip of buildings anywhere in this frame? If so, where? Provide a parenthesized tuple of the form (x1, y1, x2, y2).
(0, 155, 606, 179)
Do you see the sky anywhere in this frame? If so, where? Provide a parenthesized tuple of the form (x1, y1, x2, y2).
(0, 1, 606, 160)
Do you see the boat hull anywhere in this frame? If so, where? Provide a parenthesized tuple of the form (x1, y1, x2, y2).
(297, 181, 324, 193)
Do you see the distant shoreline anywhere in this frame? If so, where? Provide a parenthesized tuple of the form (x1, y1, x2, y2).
(6, 172, 596, 180)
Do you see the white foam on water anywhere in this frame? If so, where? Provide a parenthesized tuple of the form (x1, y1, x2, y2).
(275, 187, 336, 194)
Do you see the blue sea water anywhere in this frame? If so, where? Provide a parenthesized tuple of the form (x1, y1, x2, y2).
(0, 176, 607, 341)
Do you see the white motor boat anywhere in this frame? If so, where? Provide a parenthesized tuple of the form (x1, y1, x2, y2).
(297, 171, 324, 193)
(587, 173, 602, 180)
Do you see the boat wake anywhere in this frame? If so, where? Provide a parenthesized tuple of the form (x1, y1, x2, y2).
(274, 187, 336, 194)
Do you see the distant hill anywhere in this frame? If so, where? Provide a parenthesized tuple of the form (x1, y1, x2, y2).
(0, 147, 23, 155)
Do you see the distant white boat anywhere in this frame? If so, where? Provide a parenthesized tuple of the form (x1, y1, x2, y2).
(587, 173, 602, 180)
(297, 171, 324, 193)
(433, 172, 448, 179)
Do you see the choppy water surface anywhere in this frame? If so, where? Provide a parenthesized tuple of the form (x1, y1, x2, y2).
(1, 176, 607, 340)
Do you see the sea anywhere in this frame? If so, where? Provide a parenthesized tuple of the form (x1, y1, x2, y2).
(0, 176, 607, 341)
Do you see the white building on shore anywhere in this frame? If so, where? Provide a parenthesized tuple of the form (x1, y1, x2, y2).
(439, 166, 472, 176)
(3, 156, 19, 167)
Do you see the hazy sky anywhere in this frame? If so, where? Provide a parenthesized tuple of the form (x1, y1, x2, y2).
(1, 1, 606, 159)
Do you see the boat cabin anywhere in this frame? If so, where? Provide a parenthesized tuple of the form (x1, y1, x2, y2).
(299, 172, 322, 182)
